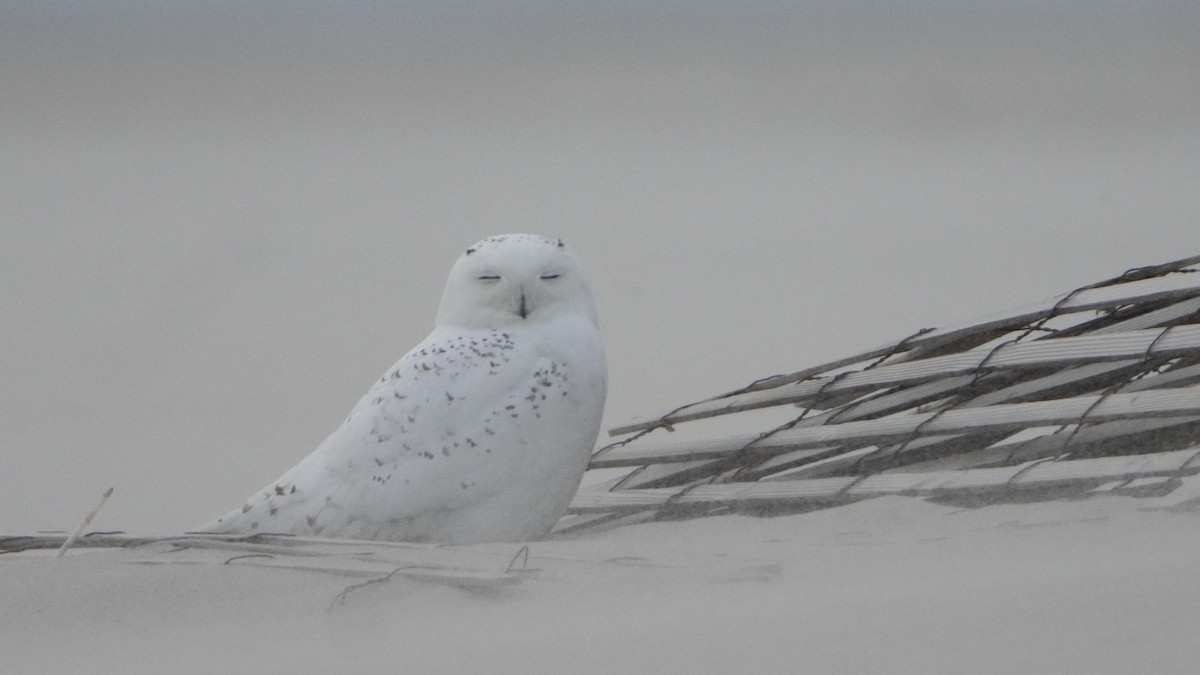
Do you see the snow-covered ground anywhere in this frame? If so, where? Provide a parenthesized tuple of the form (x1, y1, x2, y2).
(3, 1, 1199, 536)
(4, 4, 1200, 672)
(6, 489, 1200, 674)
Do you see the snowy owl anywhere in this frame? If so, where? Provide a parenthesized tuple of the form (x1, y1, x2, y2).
(195, 234, 607, 543)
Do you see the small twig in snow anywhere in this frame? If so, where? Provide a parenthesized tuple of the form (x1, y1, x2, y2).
(224, 553, 276, 564)
(506, 545, 530, 572)
(329, 565, 423, 611)
(55, 487, 114, 559)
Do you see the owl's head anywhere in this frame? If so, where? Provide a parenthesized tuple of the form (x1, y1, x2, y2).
(436, 234, 599, 329)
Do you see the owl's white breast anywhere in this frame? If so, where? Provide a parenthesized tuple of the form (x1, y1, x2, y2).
(293, 313, 606, 542)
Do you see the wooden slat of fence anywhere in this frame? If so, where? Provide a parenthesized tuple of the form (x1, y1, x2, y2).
(591, 433, 768, 468)
(609, 324, 1200, 436)
(608, 459, 730, 491)
(760, 432, 1016, 482)
(896, 293, 1200, 365)
(610, 270, 1200, 436)
(747, 361, 1131, 469)
(568, 487, 681, 512)
(751, 360, 1200, 480)
(1122, 361, 1200, 391)
(599, 377, 979, 487)
(888, 416, 1200, 474)
(732, 359, 1157, 480)
(571, 446, 1200, 513)
(730, 387, 1200, 452)
(1088, 295, 1200, 334)
(597, 354, 1200, 487)
(731, 298, 1200, 434)
(592, 388, 1200, 468)
(596, 372, 993, 489)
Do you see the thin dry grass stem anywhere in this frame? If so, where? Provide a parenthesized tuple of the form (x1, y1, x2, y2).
(54, 487, 114, 559)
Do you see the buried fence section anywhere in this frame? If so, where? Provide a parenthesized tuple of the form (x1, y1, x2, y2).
(569, 256, 1200, 526)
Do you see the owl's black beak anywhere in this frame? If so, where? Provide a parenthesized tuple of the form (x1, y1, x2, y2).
(518, 290, 528, 319)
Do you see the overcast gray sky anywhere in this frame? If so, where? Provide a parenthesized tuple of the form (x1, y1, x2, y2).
(2, 1, 1198, 533)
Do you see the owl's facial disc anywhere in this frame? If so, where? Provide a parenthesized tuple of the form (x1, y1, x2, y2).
(437, 234, 599, 329)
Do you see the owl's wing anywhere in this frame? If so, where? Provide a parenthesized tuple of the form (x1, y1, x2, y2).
(194, 322, 601, 540)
